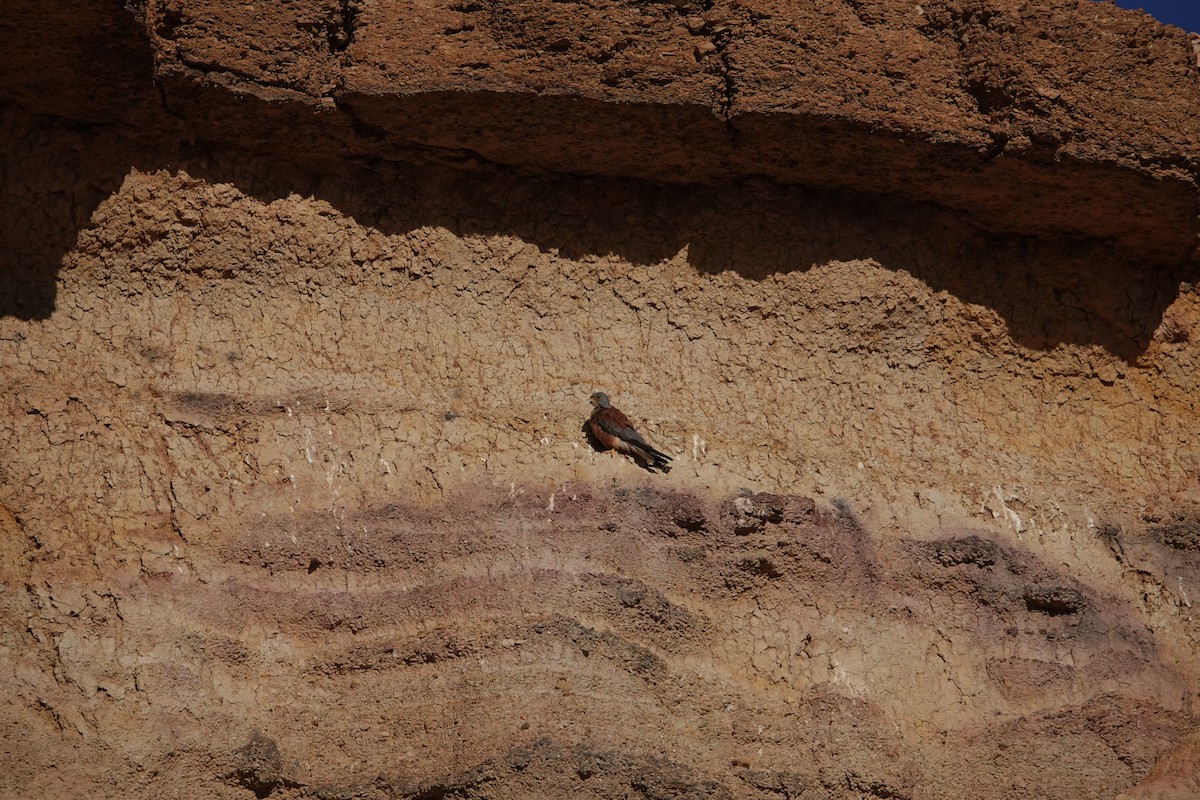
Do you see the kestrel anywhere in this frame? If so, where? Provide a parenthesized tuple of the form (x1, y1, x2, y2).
(588, 391, 673, 472)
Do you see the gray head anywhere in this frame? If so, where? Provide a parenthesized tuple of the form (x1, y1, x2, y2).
(590, 391, 611, 409)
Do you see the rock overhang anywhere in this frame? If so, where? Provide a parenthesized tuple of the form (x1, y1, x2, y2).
(3, 0, 1199, 263)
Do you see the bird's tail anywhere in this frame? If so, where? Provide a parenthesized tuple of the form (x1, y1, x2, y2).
(635, 444, 673, 472)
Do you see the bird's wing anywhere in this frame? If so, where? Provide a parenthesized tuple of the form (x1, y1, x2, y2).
(592, 407, 646, 446)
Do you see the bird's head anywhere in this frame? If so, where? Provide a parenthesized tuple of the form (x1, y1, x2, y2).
(590, 391, 610, 409)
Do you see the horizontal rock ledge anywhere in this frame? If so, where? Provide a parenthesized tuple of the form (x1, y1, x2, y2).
(343, 89, 1200, 265)
(3, 0, 1199, 263)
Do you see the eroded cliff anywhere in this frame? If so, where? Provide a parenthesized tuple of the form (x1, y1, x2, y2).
(2, 1, 1200, 798)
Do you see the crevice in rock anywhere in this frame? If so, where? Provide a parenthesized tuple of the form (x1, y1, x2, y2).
(173, 54, 314, 97)
(327, 0, 360, 55)
(694, 0, 738, 128)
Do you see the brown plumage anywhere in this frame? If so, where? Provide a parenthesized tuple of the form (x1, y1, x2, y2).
(588, 391, 672, 472)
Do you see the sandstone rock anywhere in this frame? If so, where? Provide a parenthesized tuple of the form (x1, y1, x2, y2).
(2, 1, 1200, 798)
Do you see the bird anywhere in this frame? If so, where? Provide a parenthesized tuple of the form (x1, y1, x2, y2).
(587, 391, 673, 472)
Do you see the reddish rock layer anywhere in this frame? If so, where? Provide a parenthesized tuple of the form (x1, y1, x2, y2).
(3, 485, 1196, 799)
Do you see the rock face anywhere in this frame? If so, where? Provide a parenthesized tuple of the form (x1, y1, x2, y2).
(2, 1, 1200, 798)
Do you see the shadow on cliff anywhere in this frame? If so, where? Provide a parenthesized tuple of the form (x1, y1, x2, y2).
(0, 0, 166, 321)
(1, 0, 1189, 359)
(199, 154, 1188, 364)
(4, 129, 1190, 363)
(0, 110, 146, 320)
(5, 47, 1195, 370)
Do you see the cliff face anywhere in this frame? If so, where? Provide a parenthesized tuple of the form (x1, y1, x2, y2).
(2, 1, 1200, 798)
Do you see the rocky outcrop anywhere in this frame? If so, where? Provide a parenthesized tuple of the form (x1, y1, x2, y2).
(3, 1, 1200, 799)
(4, 0, 1200, 261)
